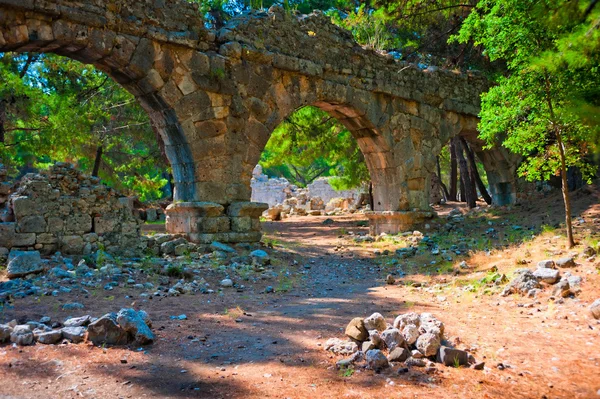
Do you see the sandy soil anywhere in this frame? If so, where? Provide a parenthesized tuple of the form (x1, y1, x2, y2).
(0, 187, 599, 399)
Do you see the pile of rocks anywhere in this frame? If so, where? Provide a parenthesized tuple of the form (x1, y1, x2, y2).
(326, 312, 482, 373)
(0, 163, 144, 257)
(501, 257, 583, 298)
(0, 308, 154, 346)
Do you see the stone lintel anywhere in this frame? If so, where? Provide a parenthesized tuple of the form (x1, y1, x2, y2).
(166, 201, 225, 217)
(365, 211, 434, 236)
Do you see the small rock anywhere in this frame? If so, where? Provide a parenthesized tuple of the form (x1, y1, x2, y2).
(10, 325, 33, 346)
(386, 274, 395, 285)
(366, 349, 389, 371)
(264, 285, 274, 293)
(401, 324, 420, 345)
(437, 346, 469, 366)
(336, 351, 364, 369)
(0, 324, 13, 342)
(61, 326, 86, 343)
(210, 242, 236, 254)
(552, 279, 573, 298)
(381, 328, 405, 351)
(419, 313, 444, 336)
(324, 338, 358, 355)
(36, 330, 63, 345)
(387, 347, 410, 362)
(63, 315, 91, 327)
(393, 312, 421, 330)
(411, 349, 424, 358)
(589, 299, 600, 320)
(62, 302, 85, 311)
(537, 260, 556, 269)
(220, 279, 234, 288)
(362, 340, 376, 353)
(416, 333, 441, 357)
(345, 317, 368, 342)
(472, 361, 485, 370)
(250, 250, 270, 266)
(555, 256, 576, 268)
(405, 358, 426, 367)
(533, 268, 560, 284)
(363, 313, 387, 332)
(171, 314, 187, 320)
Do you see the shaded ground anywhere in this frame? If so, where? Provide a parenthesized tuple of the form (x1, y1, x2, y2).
(0, 187, 599, 398)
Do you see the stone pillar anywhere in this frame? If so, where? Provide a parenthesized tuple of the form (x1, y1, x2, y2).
(365, 210, 434, 235)
(165, 201, 267, 244)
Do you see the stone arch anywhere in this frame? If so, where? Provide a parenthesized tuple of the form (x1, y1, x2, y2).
(0, 7, 197, 201)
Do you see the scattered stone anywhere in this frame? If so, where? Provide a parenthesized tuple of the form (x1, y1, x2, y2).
(472, 362, 485, 370)
(336, 351, 363, 369)
(87, 313, 129, 345)
(63, 315, 91, 327)
(419, 313, 444, 336)
(537, 260, 555, 269)
(552, 279, 573, 298)
(381, 328, 405, 351)
(363, 313, 387, 332)
(7, 250, 43, 279)
(583, 246, 596, 257)
(387, 347, 410, 362)
(116, 308, 154, 345)
(386, 274, 395, 285)
(393, 312, 420, 330)
(264, 285, 274, 293)
(0, 324, 12, 342)
(345, 317, 368, 342)
(416, 333, 440, 357)
(368, 330, 383, 348)
(171, 314, 187, 320)
(411, 349, 424, 359)
(405, 358, 426, 367)
(61, 326, 86, 343)
(325, 338, 358, 355)
(366, 349, 389, 371)
(501, 269, 540, 297)
(362, 340, 376, 353)
(36, 330, 63, 344)
(10, 325, 34, 346)
(250, 250, 270, 266)
(437, 346, 469, 366)
(220, 278, 234, 287)
(590, 299, 600, 320)
(555, 256, 576, 268)
(210, 242, 236, 254)
(62, 302, 85, 311)
(401, 324, 420, 345)
(533, 268, 560, 284)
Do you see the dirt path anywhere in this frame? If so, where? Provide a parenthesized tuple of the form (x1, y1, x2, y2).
(1, 194, 600, 399)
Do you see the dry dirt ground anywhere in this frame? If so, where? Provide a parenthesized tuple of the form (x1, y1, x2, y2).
(0, 187, 599, 399)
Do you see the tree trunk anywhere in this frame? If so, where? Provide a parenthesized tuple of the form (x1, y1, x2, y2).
(0, 100, 5, 144)
(369, 181, 374, 211)
(449, 141, 458, 201)
(460, 137, 492, 205)
(92, 145, 103, 177)
(437, 156, 450, 200)
(168, 172, 174, 200)
(454, 138, 476, 208)
(556, 131, 575, 248)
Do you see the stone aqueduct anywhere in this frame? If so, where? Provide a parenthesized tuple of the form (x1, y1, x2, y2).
(0, 0, 519, 243)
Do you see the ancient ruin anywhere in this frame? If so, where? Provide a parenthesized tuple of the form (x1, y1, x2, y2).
(0, 0, 519, 242)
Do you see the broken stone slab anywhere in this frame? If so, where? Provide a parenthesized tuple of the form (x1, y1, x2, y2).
(210, 241, 236, 253)
(366, 349, 389, 371)
(63, 315, 92, 327)
(533, 268, 560, 284)
(61, 326, 87, 343)
(87, 313, 129, 345)
(7, 250, 43, 279)
(363, 312, 387, 332)
(116, 308, 154, 345)
(437, 346, 469, 366)
(345, 317, 368, 342)
(325, 338, 358, 355)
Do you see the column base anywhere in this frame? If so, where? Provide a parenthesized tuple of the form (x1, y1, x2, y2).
(365, 211, 434, 236)
(165, 201, 268, 244)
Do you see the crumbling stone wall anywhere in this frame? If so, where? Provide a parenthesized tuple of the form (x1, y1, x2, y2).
(0, 164, 144, 257)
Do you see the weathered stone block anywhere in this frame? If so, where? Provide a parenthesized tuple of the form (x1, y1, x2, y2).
(12, 196, 35, 219)
(61, 235, 84, 254)
(36, 233, 58, 245)
(47, 217, 64, 232)
(65, 214, 92, 233)
(94, 217, 118, 235)
(226, 202, 268, 218)
(17, 215, 47, 233)
(200, 216, 230, 234)
(231, 216, 252, 232)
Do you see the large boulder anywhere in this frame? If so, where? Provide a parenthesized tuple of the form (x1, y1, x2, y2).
(116, 308, 154, 345)
(87, 313, 129, 345)
(7, 250, 43, 279)
(533, 268, 560, 284)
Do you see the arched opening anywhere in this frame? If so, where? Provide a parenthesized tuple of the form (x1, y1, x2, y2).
(253, 105, 372, 218)
(0, 52, 170, 200)
(0, 23, 196, 202)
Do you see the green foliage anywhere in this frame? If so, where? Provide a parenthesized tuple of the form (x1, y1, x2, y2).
(330, 5, 401, 51)
(453, 0, 599, 183)
(0, 53, 168, 201)
(260, 106, 369, 189)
